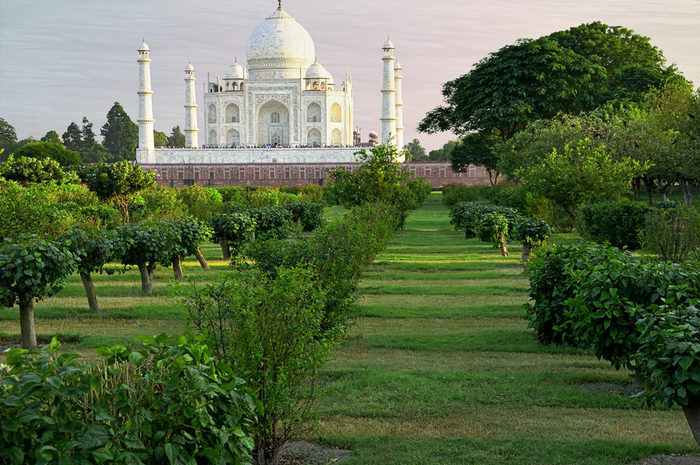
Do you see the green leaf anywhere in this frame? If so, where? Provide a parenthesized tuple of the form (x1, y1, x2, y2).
(80, 425, 111, 450)
(6, 348, 27, 365)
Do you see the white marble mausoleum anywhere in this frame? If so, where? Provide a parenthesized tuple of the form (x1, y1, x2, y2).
(136, 1, 405, 165)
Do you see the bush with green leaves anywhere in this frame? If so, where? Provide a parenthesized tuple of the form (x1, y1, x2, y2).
(0, 235, 76, 349)
(63, 228, 122, 313)
(633, 304, 700, 445)
(163, 218, 213, 278)
(442, 184, 493, 207)
(177, 184, 223, 221)
(115, 224, 179, 295)
(184, 266, 333, 465)
(0, 336, 256, 465)
(76, 161, 156, 222)
(137, 186, 186, 221)
(247, 206, 294, 240)
(247, 202, 399, 334)
(12, 141, 81, 166)
(211, 213, 257, 260)
(514, 218, 551, 268)
(0, 155, 79, 185)
(642, 206, 700, 263)
(579, 201, 652, 249)
(450, 201, 521, 239)
(283, 202, 324, 232)
(328, 143, 430, 229)
(476, 212, 510, 256)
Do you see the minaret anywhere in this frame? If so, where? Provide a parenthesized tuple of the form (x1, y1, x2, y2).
(395, 61, 404, 149)
(137, 40, 155, 161)
(184, 63, 199, 148)
(381, 38, 397, 146)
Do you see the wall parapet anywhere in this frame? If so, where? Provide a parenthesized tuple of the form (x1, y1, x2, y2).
(139, 162, 492, 188)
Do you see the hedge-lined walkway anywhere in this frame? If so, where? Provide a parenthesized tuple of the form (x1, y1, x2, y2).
(315, 192, 697, 465)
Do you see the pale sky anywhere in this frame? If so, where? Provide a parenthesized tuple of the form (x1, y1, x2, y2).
(1, 0, 699, 151)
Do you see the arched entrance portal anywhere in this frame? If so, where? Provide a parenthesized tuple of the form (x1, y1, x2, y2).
(257, 100, 289, 146)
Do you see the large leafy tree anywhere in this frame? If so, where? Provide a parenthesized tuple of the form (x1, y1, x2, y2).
(403, 138, 428, 161)
(62, 122, 83, 151)
(420, 22, 679, 173)
(12, 141, 81, 167)
(40, 130, 62, 145)
(101, 102, 138, 161)
(450, 131, 501, 184)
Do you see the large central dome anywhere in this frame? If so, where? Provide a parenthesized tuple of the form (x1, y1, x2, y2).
(246, 6, 316, 77)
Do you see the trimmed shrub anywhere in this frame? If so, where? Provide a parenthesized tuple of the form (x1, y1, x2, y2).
(642, 206, 700, 263)
(514, 218, 551, 268)
(247, 206, 294, 240)
(450, 201, 521, 239)
(442, 183, 491, 207)
(477, 212, 509, 256)
(579, 201, 652, 249)
(284, 202, 324, 232)
(178, 184, 223, 221)
(0, 336, 256, 465)
(210, 213, 257, 260)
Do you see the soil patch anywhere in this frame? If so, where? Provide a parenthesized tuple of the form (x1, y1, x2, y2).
(278, 441, 352, 465)
(631, 454, 700, 465)
(576, 381, 642, 397)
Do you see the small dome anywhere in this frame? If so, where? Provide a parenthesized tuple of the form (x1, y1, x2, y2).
(185, 63, 195, 72)
(369, 131, 379, 139)
(305, 61, 333, 82)
(139, 40, 150, 51)
(225, 61, 246, 79)
(382, 38, 395, 50)
(246, 6, 316, 72)
(394, 61, 402, 70)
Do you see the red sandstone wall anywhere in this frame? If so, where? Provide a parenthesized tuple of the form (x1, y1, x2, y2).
(139, 162, 491, 188)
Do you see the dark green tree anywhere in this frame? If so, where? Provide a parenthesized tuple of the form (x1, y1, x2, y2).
(167, 126, 186, 148)
(0, 235, 76, 349)
(62, 122, 83, 151)
(0, 117, 18, 155)
(101, 102, 138, 161)
(450, 131, 500, 184)
(403, 138, 427, 161)
(81, 117, 96, 146)
(428, 140, 458, 161)
(154, 130, 167, 147)
(40, 130, 62, 145)
(12, 142, 81, 167)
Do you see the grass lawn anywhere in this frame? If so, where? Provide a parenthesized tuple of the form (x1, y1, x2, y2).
(1, 192, 698, 463)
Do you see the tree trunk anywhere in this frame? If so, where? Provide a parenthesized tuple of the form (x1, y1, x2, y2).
(683, 401, 700, 446)
(138, 263, 153, 296)
(19, 298, 37, 351)
(499, 237, 509, 257)
(172, 255, 184, 280)
(632, 178, 641, 200)
(643, 177, 654, 206)
(521, 243, 531, 271)
(220, 239, 231, 260)
(80, 272, 100, 313)
(195, 247, 208, 269)
(679, 179, 693, 207)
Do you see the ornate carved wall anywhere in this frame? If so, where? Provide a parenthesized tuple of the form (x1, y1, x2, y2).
(141, 162, 492, 188)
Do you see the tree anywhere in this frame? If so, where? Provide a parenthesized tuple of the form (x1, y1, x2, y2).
(428, 140, 458, 162)
(0, 118, 18, 154)
(167, 126, 186, 148)
(154, 130, 167, 147)
(419, 22, 678, 157)
(62, 122, 83, 151)
(520, 138, 642, 222)
(63, 229, 121, 313)
(450, 132, 500, 184)
(211, 213, 257, 260)
(163, 218, 212, 279)
(101, 102, 138, 161)
(476, 212, 510, 256)
(81, 117, 96, 146)
(403, 138, 427, 161)
(76, 161, 156, 222)
(0, 155, 78, 185)
(40, 130, 62, 145)
(12, 141, 81, 166)
(115, 224, 177, 296)
(0, 235, 75, 349)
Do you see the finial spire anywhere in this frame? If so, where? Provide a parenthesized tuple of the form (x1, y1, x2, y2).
(278, 0, 282, 9)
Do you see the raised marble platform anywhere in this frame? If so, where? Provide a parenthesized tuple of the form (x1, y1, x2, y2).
(137, 147, 363, 164)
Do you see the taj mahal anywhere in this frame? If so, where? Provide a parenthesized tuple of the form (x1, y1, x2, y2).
(135, 1, 406, 165)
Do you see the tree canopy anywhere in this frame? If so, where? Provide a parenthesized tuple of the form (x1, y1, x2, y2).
(101, 102, 138, 161)
(167, 126, 186, 148)
(403, 139, 428, 161)
(12, 142, 81, 167)
(418, 22, 681, 175)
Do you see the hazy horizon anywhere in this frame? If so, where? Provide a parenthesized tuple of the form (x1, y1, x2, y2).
(1, 0, 698, 152)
